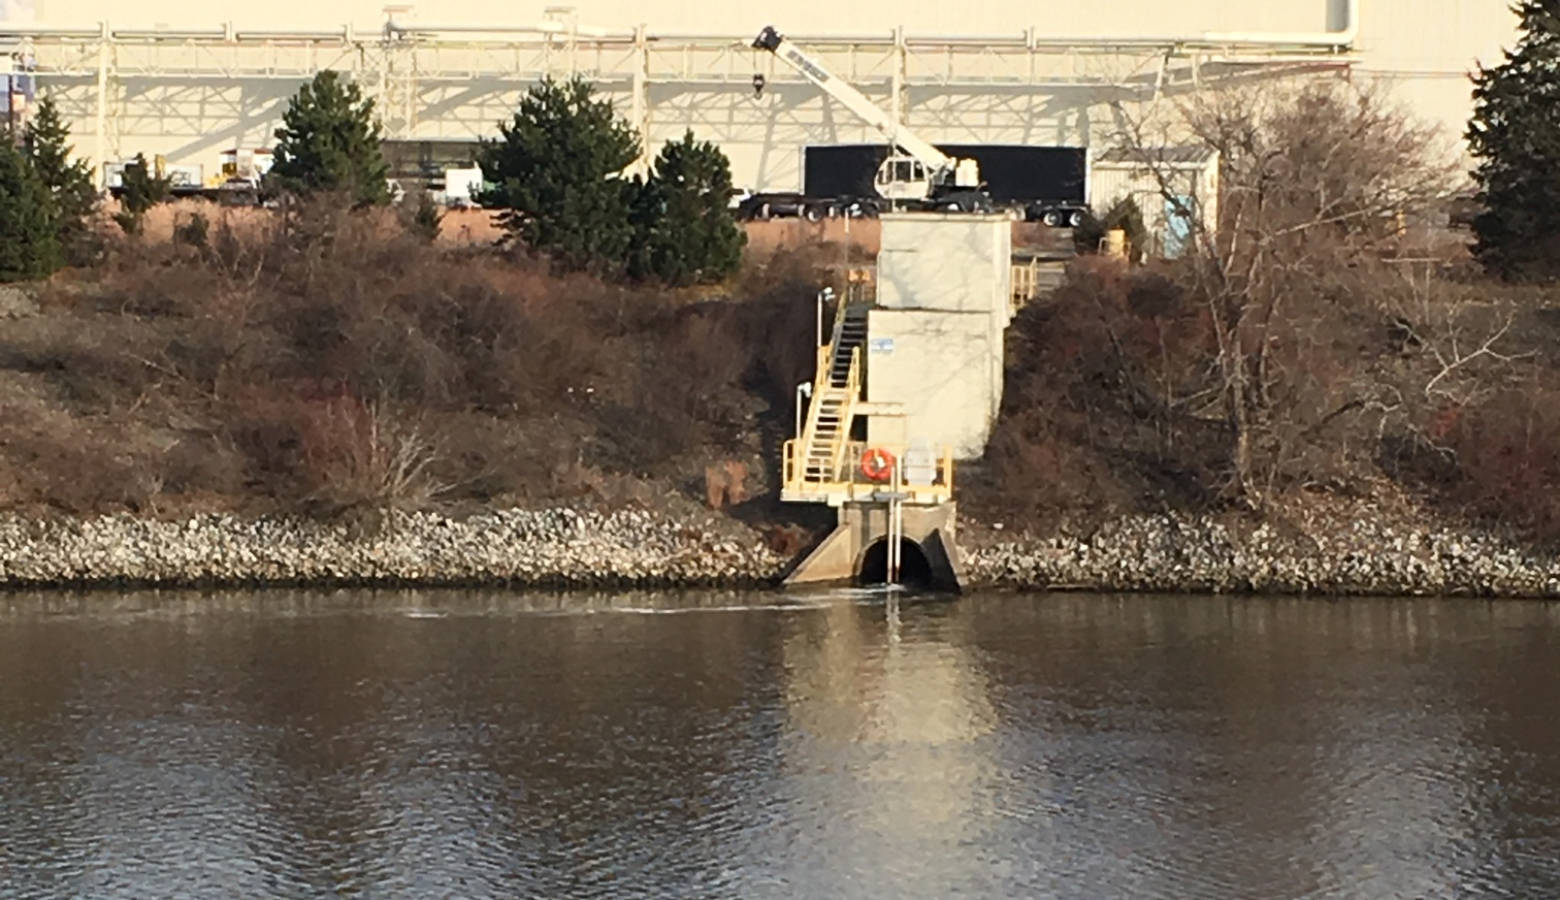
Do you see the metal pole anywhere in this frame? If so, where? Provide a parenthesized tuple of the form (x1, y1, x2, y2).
(887, 460, 902, 585)
(895, 468, 902, 583)
(890, 25, 904, 135)
(794, 381, 812, 440)
(94, 23, 108, 188)
(631, 24, 649, 171)
(816, 288, 831, 347)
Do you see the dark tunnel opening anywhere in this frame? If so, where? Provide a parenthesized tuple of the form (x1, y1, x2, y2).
(856, 538, 933, 587)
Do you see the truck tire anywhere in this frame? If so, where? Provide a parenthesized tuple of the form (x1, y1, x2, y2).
(803, 204, 826, 223)
(1042, 209, 1064, 227)
(1068, 210, 1085, 228)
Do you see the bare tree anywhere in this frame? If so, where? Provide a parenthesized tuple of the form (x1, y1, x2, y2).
(1108, 80, 1468, 507)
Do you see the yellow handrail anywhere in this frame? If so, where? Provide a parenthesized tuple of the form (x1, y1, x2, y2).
(819, 345, 863, 480)
(795, 297, 862, 484)
(782, 439, 957, 502)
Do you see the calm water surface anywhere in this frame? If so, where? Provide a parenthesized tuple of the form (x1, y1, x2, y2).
(2, 589, 1560, 899)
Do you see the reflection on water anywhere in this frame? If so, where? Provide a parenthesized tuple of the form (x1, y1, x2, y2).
(2, 590, 1560, 898)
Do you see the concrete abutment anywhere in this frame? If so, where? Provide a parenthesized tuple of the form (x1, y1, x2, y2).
(783, 502, 962, 591)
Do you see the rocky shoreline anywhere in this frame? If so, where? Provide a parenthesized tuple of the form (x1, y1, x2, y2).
(964, 510, 1560, 597)
(0, 508, 789, 590)
(3, 505, 1560, 596)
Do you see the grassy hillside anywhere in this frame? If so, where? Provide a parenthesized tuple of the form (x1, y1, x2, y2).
(0, 206, 821, 518)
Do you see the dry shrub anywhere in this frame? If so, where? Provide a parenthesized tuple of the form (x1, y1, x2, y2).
(1439, 384, 1560, 540)
(735, 247, 831, 408)
(160, 432, 248, 506)
(0, 203, 835, 517)
(0, 314, 167, 413)
(974, 257, 1226, 525)
(296, 397, 443, 512)
(0, 403, 162, 513)
(225, 387, 442, 513)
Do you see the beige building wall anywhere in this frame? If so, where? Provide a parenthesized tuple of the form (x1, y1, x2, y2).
(9, 1, 1519, 187)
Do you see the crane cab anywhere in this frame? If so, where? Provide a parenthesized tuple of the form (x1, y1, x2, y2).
(873, 153, 988, 212)
(874, 154, 932, 205)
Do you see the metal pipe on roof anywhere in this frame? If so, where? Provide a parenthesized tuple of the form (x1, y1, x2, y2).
(384, 19, 627, 38)
(386, 21, 561, 34)
(232, 29, 350, 41)
(649, 30, 888, 43)
(902, 34, 1031, 46)
(0, 24, 106, 38)
(110, 26, 229, 39)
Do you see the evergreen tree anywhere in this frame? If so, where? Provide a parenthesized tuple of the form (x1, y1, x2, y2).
(270, 71, 390, 206)
(405, 189, 443, 243)
(22, 96, 96, 258)
(112, 153, 169, 235)
(0, 140, 60, 281)
(1073, 195, 1150, 264)
(1468, 1, 1560, 280)
(628, 131, 746, 285)
(478, 76, 640, 271)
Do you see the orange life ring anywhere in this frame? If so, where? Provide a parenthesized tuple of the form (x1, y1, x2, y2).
(860, 447, 896, 483)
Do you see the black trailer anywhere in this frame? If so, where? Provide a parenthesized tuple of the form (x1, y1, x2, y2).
(737, 144, 1090, 224)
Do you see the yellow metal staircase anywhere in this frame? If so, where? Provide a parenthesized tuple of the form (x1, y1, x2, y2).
(797, 302, 868, 483)
(781, 286, 954, 506)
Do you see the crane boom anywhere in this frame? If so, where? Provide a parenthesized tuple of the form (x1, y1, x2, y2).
(753, 26, 956, 176)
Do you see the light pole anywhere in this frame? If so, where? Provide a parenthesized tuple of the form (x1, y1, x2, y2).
(794, 381, 813, 439)
(815, 287, 834, 347)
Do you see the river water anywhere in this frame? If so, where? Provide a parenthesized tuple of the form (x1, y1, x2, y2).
(2, 590, 1560, 899)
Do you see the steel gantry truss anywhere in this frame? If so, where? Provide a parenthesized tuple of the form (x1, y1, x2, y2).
(0, 20, 1357, 186)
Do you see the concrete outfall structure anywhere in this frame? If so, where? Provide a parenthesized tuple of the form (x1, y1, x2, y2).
(783, 502, 963, 592)
(783, 213, 1017, 590)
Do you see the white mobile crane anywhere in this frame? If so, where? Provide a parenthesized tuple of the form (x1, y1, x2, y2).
(752, 25, 992, 215)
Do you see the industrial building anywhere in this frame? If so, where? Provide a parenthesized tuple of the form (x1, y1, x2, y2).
(0, 1, 1519, 195)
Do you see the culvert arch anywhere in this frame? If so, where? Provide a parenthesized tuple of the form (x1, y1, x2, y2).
(857, 537, 934, 587)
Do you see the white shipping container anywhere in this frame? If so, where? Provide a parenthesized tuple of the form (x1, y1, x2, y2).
(442, 166, 484, 206)
(165, 163, 203, 189)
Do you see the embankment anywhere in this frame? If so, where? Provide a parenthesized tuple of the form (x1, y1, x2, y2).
(5, 504, 1560, 596)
